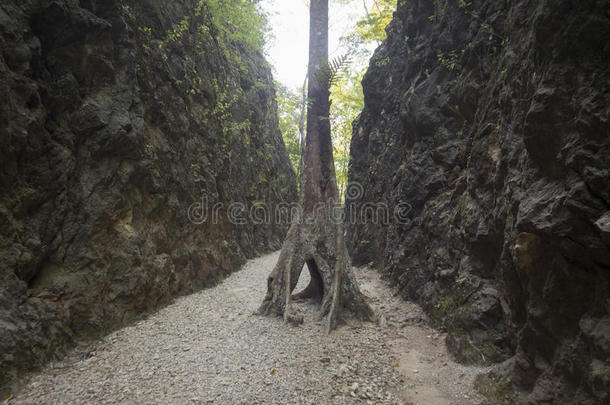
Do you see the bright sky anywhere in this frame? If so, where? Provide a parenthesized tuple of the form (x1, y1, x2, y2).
(260, 0, 370, 91)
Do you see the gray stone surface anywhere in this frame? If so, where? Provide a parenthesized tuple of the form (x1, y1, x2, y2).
(0, 0, 296, 391)
(347, 0, 610, 403)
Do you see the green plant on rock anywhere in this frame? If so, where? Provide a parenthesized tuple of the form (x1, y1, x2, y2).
(197, 0, 269, 53)
(204, 78, 251, 146)
(166, 17, 190, 42)
(137, 26, 153, 54)
(458, 0, 472, 11)
(434, 296, 454, 312)
(375, 56, 390, 67)
(437, 49, 462, 71)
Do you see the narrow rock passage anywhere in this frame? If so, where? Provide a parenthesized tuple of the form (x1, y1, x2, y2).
(12, 252, 488, 404)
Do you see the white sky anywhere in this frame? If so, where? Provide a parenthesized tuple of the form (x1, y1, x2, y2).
(260, 0, 370, 91)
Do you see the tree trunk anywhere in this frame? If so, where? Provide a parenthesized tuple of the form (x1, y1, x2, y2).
(297, 73, 307, 192)
(256, 0, 375, 332)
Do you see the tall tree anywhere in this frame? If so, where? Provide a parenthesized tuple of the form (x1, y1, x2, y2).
(257, 0, 374, 332)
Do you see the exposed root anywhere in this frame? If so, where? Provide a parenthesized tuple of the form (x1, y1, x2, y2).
(257, 218, 375, 332)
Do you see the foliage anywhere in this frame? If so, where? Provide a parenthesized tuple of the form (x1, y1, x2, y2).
(353, 0, 394, 43)
(201, 78, 252, 152)
(275, 82, 303, 175)
(437, 49, 463, 71)
(199, 0, 270, 53)
(166, 17, 190, 42)
(329, 0, 395, 197)
(330, 68, 365, 197)
(315, 54, 352, 90)
(131, 0, 272, 167)
(339, 0, 396, 57)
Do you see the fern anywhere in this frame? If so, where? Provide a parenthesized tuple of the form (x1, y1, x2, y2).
(315, 54, 352, 89)
(328, 54, 352, 86)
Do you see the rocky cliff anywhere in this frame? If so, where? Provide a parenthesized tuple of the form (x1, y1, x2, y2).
(347, 0, 609, 403)
(0, 0, 296, 390)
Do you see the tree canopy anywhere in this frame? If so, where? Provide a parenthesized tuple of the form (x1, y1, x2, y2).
(203, 0, 270, 52)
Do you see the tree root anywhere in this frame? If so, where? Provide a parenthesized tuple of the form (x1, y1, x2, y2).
(256, 218, 375, 332)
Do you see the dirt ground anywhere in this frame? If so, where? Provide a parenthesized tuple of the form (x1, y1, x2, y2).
(10, 251, 489, 404)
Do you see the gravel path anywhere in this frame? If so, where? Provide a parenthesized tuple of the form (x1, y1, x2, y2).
(10, 251, 489, 404)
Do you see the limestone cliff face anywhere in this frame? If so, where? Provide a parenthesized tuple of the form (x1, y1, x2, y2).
(0, 0, 296, 388)
(347, 0, 609, 402)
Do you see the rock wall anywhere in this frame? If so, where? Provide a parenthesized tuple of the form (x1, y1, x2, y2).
(347, 0, 609, 402)
(0, 0, 296, 390)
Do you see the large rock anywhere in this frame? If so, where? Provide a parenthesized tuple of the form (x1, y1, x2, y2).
(0, 0, 296, 392)
(347, 0, 609, 402)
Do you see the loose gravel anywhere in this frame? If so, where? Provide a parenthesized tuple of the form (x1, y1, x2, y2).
(10, 251, 489, 404)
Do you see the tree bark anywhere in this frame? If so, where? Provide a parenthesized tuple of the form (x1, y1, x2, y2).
(256, 0, 375, 332)
(297, 73, 307, 192)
